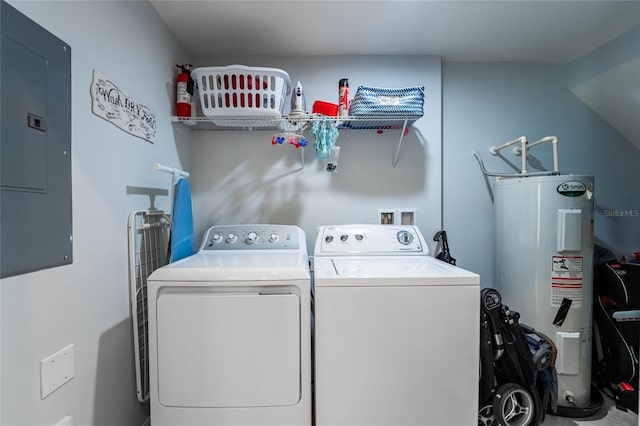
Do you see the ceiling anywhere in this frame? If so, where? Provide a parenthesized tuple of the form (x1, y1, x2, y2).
(150, 0, 639, 62)
(150, 0, 640, 147)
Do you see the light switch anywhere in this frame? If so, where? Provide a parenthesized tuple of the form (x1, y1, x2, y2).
(40, 344, 74, 399)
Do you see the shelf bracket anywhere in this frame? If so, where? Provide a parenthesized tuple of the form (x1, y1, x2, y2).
(392, 119, 409, 168)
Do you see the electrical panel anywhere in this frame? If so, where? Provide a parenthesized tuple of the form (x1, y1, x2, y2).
(1, 1, 72, 277)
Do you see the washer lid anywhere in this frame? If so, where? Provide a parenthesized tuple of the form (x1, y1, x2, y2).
(314, 256, 479, 286)
(148, 251, 310, 282)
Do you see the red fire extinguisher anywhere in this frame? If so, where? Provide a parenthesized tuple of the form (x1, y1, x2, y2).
(176, 64, 194, 117)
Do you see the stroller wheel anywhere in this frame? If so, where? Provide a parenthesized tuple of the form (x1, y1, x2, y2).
(478, 402, 496, 426)
(492, 383, 535, 426)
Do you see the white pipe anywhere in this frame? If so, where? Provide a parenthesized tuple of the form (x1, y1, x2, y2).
(489, 136, 527, 173)
(489, 136, 527, 155)
(512, 136, 559, 173)
(472, 151, 560, 178)
(513, 135, 555, 152)
(521, 138, 527, 173)
(552, 137, 559, 173)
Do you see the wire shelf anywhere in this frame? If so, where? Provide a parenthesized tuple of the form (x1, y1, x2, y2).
(172, 115, 419, 131)
(128, 210, 170, 402)
(172, 114, 421, 167)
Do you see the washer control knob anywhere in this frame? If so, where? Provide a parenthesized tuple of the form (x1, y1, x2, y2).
(245, 231, 260, 245)
(211, 233, 223, 243)
(226, 233, 237, 244)
(340, 234, 349, 242)
(355, 234, 364, 241)
(268, 232, 279, 243)
(325, 235, 334, 243)
(397, 230, 413, 245)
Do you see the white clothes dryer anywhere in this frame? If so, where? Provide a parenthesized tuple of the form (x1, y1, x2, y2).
(147, 224, 311, 426)
(313, 224, 480, 426)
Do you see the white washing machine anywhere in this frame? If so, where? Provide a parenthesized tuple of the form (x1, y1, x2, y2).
(313, 224, 480, 426)
(147, 224, 311, 426)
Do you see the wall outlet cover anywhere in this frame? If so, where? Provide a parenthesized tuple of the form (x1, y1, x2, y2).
(40, 344, 75, 399)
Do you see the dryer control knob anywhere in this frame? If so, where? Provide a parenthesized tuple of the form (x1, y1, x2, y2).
(325, 235, 334, 243)
(226, 233, 238, 244)
(397, 230, 413, 245)
(340, 234, 349, 242)
(355, 234, 364, 241)
(211, 233, 223, 243)
(245, 231, 260, 245)
(268, 232, 279, 243)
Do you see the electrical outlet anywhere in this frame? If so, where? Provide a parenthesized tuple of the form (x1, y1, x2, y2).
(40, 344, 75, 399)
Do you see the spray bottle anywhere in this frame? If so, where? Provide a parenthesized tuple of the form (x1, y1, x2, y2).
(338, 78, 349, 117)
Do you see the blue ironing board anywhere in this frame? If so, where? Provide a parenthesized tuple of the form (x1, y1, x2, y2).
(170, 178, 194, 262)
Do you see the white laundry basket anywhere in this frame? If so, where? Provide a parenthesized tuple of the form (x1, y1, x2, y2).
(191, 65, 291, 127)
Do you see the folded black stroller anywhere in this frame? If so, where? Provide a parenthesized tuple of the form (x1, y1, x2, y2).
(592, 260, 640, 413)
(479, 288, 558, 426)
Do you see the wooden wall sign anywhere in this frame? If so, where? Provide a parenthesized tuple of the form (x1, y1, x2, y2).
(91, 70, 156, 143)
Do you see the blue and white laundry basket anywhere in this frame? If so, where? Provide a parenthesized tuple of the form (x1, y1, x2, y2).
(349, 85, 424, 118)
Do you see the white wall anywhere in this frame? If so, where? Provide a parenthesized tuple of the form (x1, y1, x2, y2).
(189, 56, 443, 255)
(1, 2, 189, 425)
(442, 62, 640, 287)
(569, 25, 640, 149)
(189, 55, 639, 283)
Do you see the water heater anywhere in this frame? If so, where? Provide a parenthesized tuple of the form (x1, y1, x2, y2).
(494, 175, 594, 409)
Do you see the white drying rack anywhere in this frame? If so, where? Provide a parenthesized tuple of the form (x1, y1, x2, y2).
(128, 210, 170, 402)
(127, 163, 189, 402)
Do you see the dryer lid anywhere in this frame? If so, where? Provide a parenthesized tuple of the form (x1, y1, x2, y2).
(148, 251, 310, 282)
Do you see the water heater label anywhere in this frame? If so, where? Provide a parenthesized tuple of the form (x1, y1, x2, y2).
(557, 181, 587, 197)
(551, 256, 583, 307)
